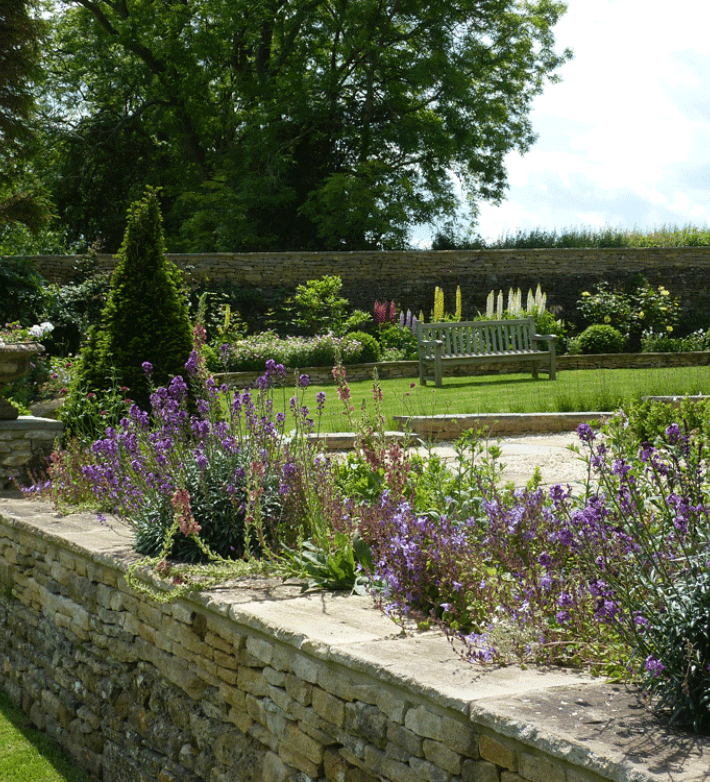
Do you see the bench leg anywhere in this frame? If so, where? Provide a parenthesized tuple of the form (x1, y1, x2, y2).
(434, 357, 443, 387)
(531, 361, 539, 380)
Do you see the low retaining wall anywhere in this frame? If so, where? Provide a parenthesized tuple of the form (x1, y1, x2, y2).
(1, 499, 708, 782)
(216, 351, 710, 389)
(0, 417, 63, 490)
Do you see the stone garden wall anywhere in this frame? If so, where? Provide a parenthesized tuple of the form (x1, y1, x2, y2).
(23, 246, 710, 330)
(0, 501, 668, 782)
(0, 417, 62, 491)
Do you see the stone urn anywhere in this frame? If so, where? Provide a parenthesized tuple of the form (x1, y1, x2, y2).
(0, 342, 45, 420)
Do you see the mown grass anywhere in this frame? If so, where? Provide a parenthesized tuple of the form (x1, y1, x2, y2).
(292, 365, 710, 432)
(0, 690, 92, 782)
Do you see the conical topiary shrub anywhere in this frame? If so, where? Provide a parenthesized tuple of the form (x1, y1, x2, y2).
(77, 187, 193, 409)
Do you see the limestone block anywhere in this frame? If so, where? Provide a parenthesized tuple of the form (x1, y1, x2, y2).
(344, 702, 387, 749)
(423, 738, 462, 775)
(285, 673, 313, 706)
(277, 740, 322, 779)
(386, 722, 423, 758)
(409, 755, 451, 782)
(246, 634, 274, 665)
(263, 666, 287, 688)
(262, 750, 291, 782)
(518, 752, 566, 782)
(238, 665, 270, 698)
(290, 652, 321, 684)
(281, 721, 325, 765)
(312, 686, 345, 728)
(204, 630, 234, 656)
(461, 759, 500, 782)
(479, 735, 517, 773)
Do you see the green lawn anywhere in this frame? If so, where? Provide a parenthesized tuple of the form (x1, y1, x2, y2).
(0, 690, 92, 782)
(286, 365, 710, 432)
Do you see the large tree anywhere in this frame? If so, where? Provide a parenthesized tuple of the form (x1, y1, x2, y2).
(0, 0, 49, 231)
(42, 0, 570, 251)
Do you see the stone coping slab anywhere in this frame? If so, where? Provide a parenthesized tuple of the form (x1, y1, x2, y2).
(1, 497, 709, 781)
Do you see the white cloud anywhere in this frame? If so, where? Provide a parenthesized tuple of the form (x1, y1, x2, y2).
(473, 0, 710, 242)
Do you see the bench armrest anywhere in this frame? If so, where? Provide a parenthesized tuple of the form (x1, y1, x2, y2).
(533, 333, 557, 344)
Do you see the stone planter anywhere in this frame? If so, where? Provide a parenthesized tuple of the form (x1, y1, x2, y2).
(0, 342, 45, 420)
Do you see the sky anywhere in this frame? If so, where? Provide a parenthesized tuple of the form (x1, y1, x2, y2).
(467, 0, 710, 243)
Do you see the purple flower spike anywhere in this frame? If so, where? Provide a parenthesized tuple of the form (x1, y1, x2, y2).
(644, 655, 665, 678)
(665, 423, 681, 444)
(576, 422, 595, 442)
(142, 361, 153, 376)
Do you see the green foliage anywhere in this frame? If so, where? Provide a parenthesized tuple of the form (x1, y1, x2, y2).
(41, 255, 110, 356)
(0, 256, 47, 325)
(621, 398, 710, 447)
(74, 188, 193, 408)
(279, 531, 373, 594)
(208, 332, 377, 372)
(39, 0, 569, 250)
(576, 278, 680, 350)
(287, 276, 368, 337)
(639, 566, 710, 731)
(377, 324, 418, 361)
(0, 0, 51, 234)
(59, 377, 133, 444)
(641, 329, 710, 354)
(134, 451, 279, 563)
(346, 331, 381, 363)
(573, 324, 626, 355)
(482, 224, 710, 249)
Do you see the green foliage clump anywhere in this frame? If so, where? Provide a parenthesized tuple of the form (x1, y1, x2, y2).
(75, 188, 193, 408)
(286, 275, 368, 336)
(621, 398, 710, 447)
(0, 256, 47, 325)
(347, 331, 381, 363)
(41, 254, 110, 356)
(641, 329, 710, 354)
(134, 450, 280, 563)
(484, 224, 710, 249)
(207, 332, 377, 372)
(574, 324, 626, 354)
(577, 278, 680, 350)
(377, 324, 418, 361)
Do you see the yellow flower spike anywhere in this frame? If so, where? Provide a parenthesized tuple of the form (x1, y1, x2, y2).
(434, 286, 445, 321)
(455, 286, 462, 321)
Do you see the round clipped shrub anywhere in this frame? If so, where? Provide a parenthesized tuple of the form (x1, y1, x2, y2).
(576, 324, 626, 354)
(347, 330, 381, 363)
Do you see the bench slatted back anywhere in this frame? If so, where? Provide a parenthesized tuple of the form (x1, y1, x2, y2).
(418, 318, 536, 358)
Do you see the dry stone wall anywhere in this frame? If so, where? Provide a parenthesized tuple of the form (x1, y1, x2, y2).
(0, 502, 622, 782)
(0, 417, 62, 490)
(23, 247, 710, 330)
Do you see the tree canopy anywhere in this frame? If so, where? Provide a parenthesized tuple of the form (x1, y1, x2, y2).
(0, 0, 50, 232)
(39, 0, 570, 251)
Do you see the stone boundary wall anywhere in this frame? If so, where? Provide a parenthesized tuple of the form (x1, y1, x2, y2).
(19, 247, 710, 329)
(0, 417, 63, 490)
(0, 502, 659, 782)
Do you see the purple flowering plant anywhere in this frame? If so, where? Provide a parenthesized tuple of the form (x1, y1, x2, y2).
(26, 331, 710, 731)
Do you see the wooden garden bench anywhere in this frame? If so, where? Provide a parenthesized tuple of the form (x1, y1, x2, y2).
(417, 317, 557, 387)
